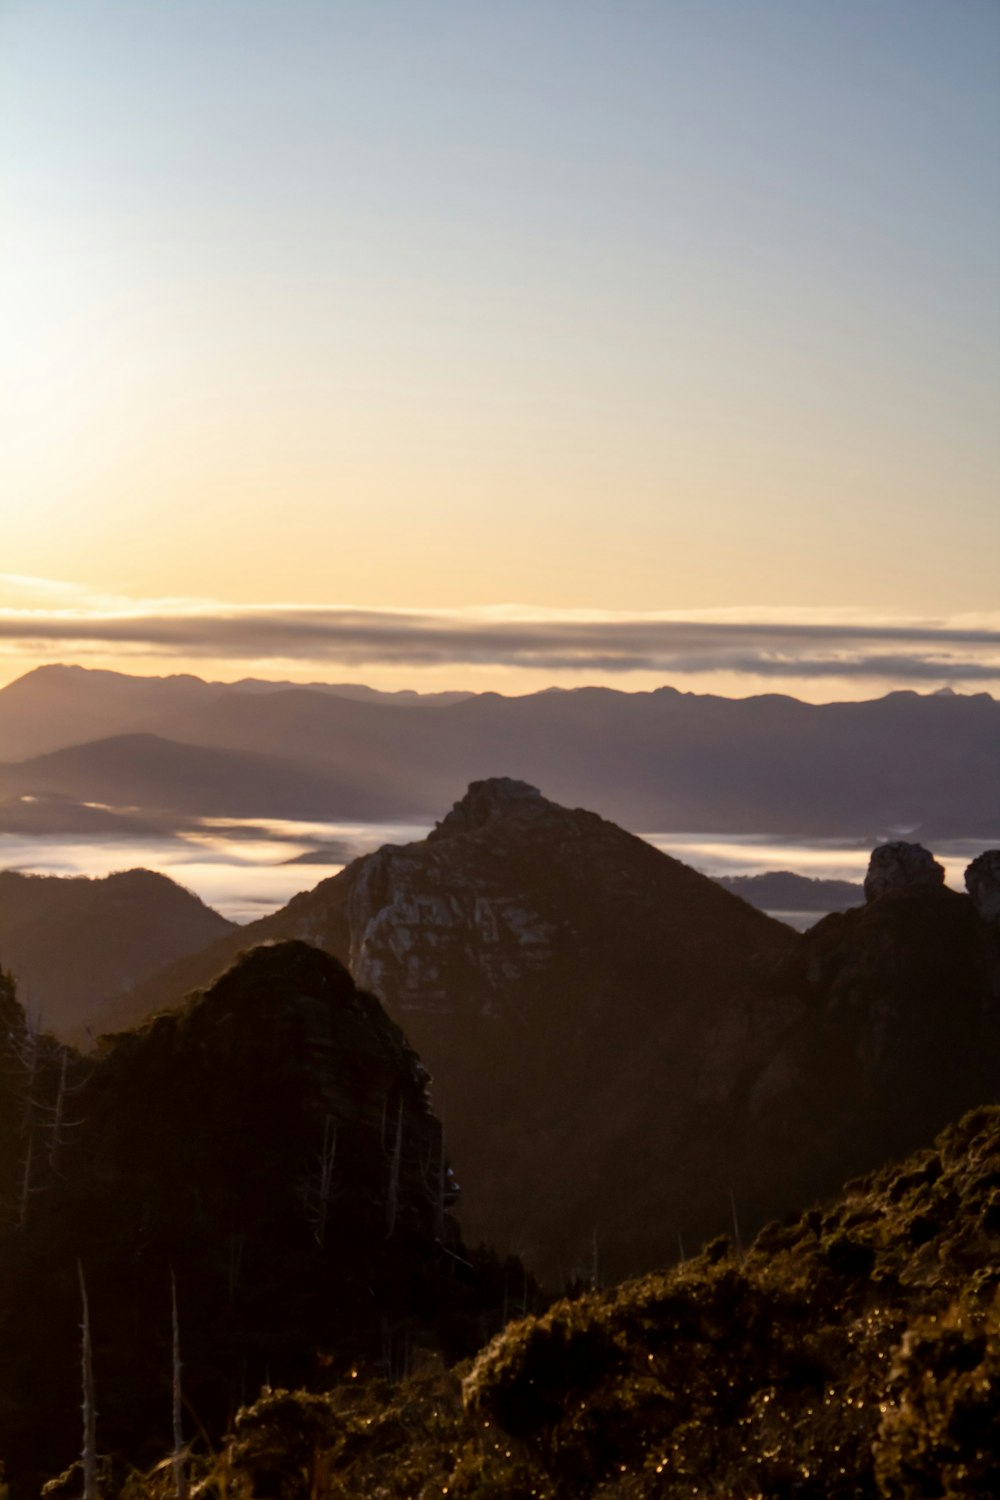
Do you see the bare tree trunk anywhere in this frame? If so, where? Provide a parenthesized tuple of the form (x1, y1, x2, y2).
(315, 1116, 337, 1248)
(227, 1231, 245, 1309)
(434, 1125, 447, 1242)
(49, 1047, 68, 1170)
(385, 1098, 403, 1238)
(78, 1261, 99, 1500)
(19, 1021, 38, 1135)
(17, 1129, 33, 1231)
(172, 1270, 187, 1500)
(729, 1189, 744, 1258)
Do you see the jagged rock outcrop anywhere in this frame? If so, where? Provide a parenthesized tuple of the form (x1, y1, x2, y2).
(966, 849, 1000, 925)
(330, 781, 801, 1279)
(741, 850, 1000, 1225)
(345, 782, 567, 1011)
(427, 775, 544, 837)
(863, 841, 945, 902)
(0, 943, 508, 1498)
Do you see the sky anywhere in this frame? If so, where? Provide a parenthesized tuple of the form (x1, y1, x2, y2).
(1, 0, 998, 699)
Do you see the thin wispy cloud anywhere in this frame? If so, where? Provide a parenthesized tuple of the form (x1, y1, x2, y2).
(0, 591, 999, 685)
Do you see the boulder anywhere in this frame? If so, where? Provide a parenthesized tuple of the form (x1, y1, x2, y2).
(965, 850, 1000, 925)
(428, 777, 544, 840)
(864, 842, 945, 902)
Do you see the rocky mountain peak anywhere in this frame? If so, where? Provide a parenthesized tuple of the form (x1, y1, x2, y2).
(428, 777, 546, 842)
(863, 841, 945, 902)
(966, 850, 1000, 925)
(81, 781, 798, 1280)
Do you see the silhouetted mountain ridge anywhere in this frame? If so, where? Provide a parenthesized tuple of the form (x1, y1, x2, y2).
(715, 869, 864, 912)
(1, 665, 997, 833)
(0, 732, 414, 819)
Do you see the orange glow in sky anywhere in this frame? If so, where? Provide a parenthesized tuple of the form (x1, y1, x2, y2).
(2, 2, 997, 699)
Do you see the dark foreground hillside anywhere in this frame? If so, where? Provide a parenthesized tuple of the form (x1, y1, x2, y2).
(106, 1105, 1000, 1499)
(0, 946, 520, 1498)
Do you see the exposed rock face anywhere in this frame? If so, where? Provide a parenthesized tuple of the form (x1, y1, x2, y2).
(334, 781, 807, 1280)
(427, 776, 544, 838)
(0, 943, 503, 1497)
(742, 860, 1000, 1225)
(863, 841, 945, 902)
(966, 850, 1000, 925)
(346, 785, 562, 1013)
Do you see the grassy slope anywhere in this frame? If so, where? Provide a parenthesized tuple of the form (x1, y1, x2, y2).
(108, 1104, 1000, 1500)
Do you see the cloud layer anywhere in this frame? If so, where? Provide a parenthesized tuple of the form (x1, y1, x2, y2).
(1, 602, 999, 684)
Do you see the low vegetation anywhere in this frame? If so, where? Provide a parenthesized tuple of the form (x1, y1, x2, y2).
(110, 1105, 1000, 1499)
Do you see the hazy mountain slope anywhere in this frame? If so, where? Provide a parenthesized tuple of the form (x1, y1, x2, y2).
(436, 685, 1000, 835)
(239, 679, 473, 707)
(0, 664, 469, 760)
(0, 943, 510, 1497)
(0, 664, 216, 759)
(3, 665, 999, 834)
(118, 676, 1000, 835)
(715, 870, 864, 911)
(168, 685, 461, 807)
(0, 732, 417, 819)
(0, 867, 234, 1034)
(0, 792, 167, 836)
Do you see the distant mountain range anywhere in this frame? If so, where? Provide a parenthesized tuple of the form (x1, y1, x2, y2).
(0, 663, 998, 835)
(715, 870, 864, 911)
(0, 663, 472, 760)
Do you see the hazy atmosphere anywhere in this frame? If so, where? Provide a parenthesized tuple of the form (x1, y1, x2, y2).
(2, 0, 998, 697)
